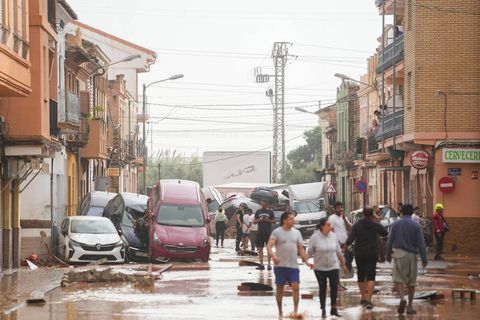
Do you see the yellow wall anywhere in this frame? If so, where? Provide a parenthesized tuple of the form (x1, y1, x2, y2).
(67, 153, 78, 216)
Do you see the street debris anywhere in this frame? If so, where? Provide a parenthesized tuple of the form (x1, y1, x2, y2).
(238, 260, 261, 267)
(61, 264, 172, 287)
(237, 250, 258, 256)
(414, 290, 438, 299)
(237, 282, 273, 291)
(40, 231, 68, 266)
(26, 259, 39, 271)
(451, 288, 477, 300)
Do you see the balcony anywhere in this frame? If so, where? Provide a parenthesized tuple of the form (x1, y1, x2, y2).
(376, 34, 404, 74)
(376, 0, 405, 16)
(367, 133, 380, 153)
(81, 119, 108, 159)
(332, 142, 347, 160)
(66, 92, 80, 125)
(325, 154, 335, 171)
(375, 109, 403, 142)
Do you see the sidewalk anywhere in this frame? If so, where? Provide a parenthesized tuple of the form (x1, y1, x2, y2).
(0, 267, 64, 314)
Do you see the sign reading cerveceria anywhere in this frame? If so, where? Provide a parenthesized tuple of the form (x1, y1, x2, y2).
(442, 148, 480, 163)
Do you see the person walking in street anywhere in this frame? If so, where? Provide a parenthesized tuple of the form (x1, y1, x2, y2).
(254, 200, 276, 270)
(386, 204, 428, 315)
(432, 203, 447, 260)
(267, 211, 311, 319)
(241, 208, 253, 250)
(346, 207, 388, 309)
(328, 202, 353, 278)
(307, 218, 348, 318)
(249, 211, 258, 252)
(213, 208, 228, 247)
(235, 203, 247, 251)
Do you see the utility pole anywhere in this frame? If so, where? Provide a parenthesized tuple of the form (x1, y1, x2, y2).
(255, 42, 291, 183)
(271, 42, 290, 183)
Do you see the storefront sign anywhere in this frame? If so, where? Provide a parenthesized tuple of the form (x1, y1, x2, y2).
(443, 148, 480, 163)
(438, 176, 455, 193)
(410, 150, 430, 169)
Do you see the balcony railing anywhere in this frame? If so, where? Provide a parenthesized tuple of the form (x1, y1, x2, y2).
(325, 154, 335, 170)
(58, 88, 66, 122)
(66, 92, 80, 125)
(375, 109, 404, 142)
(376, 34, 404, 73)
(367, 133, 379, 153)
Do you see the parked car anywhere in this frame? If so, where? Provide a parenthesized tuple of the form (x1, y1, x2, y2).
(103, 192, 149, 261)
(78, 191, 117, 216)
(250, 186, 278, 205)
(148, 179, 211, 261)
(349, 205, 399, 232)
(59, 216, 124, 263)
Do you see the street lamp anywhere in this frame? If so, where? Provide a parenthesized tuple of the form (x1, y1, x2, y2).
(142, 74, 184, 194)
(334, 73, 374, 88)
(295, 106, 316, 115)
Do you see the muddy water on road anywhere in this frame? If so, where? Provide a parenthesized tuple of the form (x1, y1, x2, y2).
(4, 244, 480, 319)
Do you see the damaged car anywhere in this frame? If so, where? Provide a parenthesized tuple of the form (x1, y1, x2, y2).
(103, 192, 150, 261)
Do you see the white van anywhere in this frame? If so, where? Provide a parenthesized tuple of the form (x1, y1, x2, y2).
(288, 182, 327, 237)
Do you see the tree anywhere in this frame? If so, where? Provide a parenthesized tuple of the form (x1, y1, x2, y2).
(285, 126, 322, 184)
(146, 149, 202, 186)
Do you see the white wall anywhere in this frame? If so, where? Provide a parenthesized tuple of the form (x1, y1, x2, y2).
(202, 151, 272, 186)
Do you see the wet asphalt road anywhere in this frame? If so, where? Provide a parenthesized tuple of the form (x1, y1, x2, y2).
(1, 239, 480, 320)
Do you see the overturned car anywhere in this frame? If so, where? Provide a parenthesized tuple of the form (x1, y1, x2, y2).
(103, 192, 150, 261)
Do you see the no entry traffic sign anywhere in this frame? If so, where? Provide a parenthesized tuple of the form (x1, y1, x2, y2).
(438, 176, 455, 193)
(355, 179, 367, 193)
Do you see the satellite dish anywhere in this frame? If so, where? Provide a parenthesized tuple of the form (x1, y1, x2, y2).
(375, 0, 384, 8)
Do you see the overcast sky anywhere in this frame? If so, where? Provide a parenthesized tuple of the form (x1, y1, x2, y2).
(68, 0, 385, 157)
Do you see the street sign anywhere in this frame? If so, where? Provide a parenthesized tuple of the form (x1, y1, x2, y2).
(326, 183, 336, 194)
(447, 168, 462, 177)
(438, 176, 455, 193)
(411, 150, 431, 170)
(355, 179, 368, 193)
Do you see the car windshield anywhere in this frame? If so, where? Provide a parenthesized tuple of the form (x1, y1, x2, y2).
(71, 219, 117, 234)
(381, 207, 397, 219)
(294, 200, 320, 214)
(86, 206, 104, 217)
(157, 204, 204, 227)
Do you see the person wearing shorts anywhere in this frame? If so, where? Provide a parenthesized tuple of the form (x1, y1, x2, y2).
(346, 207, 388, 309)
(267, 212, 311, 319)
(254, 200, 276, 270)
(386, 204, 428, 315)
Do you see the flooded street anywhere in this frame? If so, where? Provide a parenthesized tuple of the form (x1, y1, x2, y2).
(1, 240, 479, 320)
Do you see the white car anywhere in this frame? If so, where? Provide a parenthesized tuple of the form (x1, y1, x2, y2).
(59, 216, 125, 263)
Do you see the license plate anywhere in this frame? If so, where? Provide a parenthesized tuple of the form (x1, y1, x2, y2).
(135, 251, 148, 257)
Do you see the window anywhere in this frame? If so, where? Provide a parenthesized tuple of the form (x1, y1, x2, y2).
(407, 0, 412, 31)
(0, 0, 4, 26)
(407, 72, 412, 108)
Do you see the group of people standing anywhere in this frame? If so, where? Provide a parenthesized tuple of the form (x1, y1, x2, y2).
(266, 201, 432, 319)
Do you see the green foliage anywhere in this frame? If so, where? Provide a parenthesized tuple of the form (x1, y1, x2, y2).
(146, 149, 202, 186)
(285, 126, 322, 184)
(285, 162, 318, 185)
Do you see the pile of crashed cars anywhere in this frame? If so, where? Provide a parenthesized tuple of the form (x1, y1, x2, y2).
(59, 191, 150, 264)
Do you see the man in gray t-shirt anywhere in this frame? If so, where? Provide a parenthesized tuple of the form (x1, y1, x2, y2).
(267, 212, 312, 319)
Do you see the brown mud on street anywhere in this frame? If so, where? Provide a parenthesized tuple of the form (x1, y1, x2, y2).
(2, 240, 480, 319)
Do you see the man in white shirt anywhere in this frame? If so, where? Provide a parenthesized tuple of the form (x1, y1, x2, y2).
(328, 201, 353, 276)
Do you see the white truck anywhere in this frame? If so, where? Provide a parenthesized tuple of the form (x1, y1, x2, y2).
(288, 182, 327, 237)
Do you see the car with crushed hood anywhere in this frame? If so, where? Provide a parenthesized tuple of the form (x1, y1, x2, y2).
(103, 192, 150, 261)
